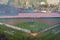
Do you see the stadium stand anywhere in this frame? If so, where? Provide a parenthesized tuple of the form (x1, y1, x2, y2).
(0, 4, 18, 16)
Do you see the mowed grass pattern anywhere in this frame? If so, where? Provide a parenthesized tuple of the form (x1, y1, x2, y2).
(0, 25, 60, 40)
(14, 22, 50, 32)
(0, 25, 28, 40)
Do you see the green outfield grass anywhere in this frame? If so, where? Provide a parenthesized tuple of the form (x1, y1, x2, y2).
(0, 18, 60, 22)
(0, 25, 60, 40)
(0, 25, 27, 40)
(0, 18, 60, 40)
(14, 22, 50, 32)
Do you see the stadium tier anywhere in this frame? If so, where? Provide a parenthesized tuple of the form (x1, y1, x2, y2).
(0, 4, 60, 18)
(0, 2, 60, 18)
(0, 4, 18, 16)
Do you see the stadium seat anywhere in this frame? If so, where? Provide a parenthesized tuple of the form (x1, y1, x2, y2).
(0, 4, 18, 16)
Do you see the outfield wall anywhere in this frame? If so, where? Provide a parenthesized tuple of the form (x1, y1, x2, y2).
(0, 13, 60, 18)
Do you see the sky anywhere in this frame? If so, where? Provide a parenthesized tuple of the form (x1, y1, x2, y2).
(0, 0, 59, 5)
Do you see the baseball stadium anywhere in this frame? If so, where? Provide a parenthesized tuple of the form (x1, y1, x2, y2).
(0, 0, 60, 40)
(0, 18, 60, 40)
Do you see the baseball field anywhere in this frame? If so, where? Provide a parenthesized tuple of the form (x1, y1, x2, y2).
(0, 18, 60, 40)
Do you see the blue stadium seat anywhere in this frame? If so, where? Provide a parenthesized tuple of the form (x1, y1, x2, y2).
(0, 4, 18, 16)
(18, 8, 34, 13)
